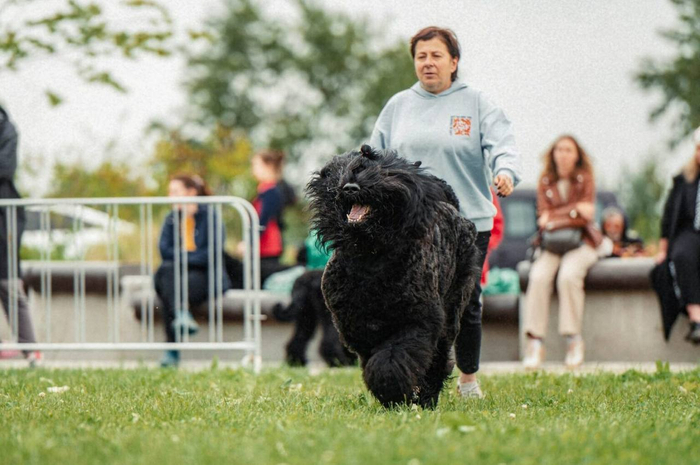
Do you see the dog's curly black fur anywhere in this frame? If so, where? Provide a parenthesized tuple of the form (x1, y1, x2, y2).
(273, 269, 357, 367)
(306, 145, 479, 408)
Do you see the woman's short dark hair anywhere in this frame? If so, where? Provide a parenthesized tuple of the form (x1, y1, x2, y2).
(170, 173, 211, 196)
(255, 149, 285, 175)
(410, 26, 461, 82)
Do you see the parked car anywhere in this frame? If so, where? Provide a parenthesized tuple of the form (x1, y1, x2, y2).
(487, 188, 622, 270)
(22, 205, 136, 260)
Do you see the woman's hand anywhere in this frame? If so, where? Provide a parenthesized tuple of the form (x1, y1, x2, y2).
(235, 241, 245, 257)
(494, 174, 514, 197)
(655, 238, 668, 264)
(537, 211, 550, 228)
(574, 202, 595, 222)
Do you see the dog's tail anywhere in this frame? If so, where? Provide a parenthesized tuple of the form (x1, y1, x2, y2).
(272, 302, 297, 322)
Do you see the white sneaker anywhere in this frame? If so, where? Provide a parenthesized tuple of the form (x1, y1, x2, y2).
(25, 351, 43, 368)
(523, 338, 544, 370)
(457, 381, 484, 399)
(565, 338, 584, 369)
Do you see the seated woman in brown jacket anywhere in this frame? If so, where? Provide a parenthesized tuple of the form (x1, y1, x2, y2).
(522, 135, 603, 369)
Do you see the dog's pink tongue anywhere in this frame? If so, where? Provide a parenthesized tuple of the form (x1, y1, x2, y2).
(348, 204, 369, 220)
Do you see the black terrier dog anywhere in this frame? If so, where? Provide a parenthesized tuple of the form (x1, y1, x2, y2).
(273, 269, 357, 367)
(306, 145, 479, 408)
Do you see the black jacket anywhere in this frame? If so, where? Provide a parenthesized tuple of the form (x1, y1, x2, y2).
(158, 205, 232, 291)
(0, 107, 25, 280)
(652, 172, 699, 340)
(660, 173, 696, 254)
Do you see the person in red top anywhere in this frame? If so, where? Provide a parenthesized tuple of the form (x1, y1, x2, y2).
(228, 150, 291, 287)
(251, 150, 285, 259)
(481, 189, 504, 286)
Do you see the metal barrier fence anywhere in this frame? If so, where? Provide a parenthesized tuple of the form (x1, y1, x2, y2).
(0, 196, 263, 372)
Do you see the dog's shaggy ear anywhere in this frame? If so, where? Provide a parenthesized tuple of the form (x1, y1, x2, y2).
(360, 144, 380, 161)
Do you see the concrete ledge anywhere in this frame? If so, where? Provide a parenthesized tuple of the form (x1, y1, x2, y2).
(516, 257, 700, 363)
(12, 262, 527, 363)
(22, 261, 142, 295)
(129, 288, 291, 322)
(518, 257, 655, 292)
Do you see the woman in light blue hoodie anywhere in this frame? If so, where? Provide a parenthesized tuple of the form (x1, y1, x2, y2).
(369, 26, 522, 399)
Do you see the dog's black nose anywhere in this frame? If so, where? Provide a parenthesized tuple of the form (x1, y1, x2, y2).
(342, 182, 360, 193)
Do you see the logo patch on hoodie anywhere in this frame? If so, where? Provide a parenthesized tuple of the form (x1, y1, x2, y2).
(450, 116, 471, 137)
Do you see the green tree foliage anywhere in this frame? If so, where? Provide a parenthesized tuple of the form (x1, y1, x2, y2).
(45, 159, 155, 222)
(48, 159, 154, 199)
(0, 0, 174, 105)
(149, 125, 254, 197)
(636, 0, 700, 145)
(618, 157, 667, 243)
(185, 0, 416, 161)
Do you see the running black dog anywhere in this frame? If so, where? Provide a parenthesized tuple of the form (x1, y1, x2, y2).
(306, 145, 479, 408)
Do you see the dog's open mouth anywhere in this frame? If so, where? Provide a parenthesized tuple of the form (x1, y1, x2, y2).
(347, 204, 370, 224)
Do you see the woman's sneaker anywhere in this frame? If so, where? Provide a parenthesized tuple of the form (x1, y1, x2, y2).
(522, 338, 544, 370)
(25, 351, 43, 368)
(685, 322, 700, 345)
(457, 381, 484, 399)
(160, 350, 180, 368)
(173, 311, 199, 336)
(0, 350, 21, 360)
(565, 338, 585, 369)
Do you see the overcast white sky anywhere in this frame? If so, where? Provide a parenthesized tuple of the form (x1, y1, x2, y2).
(0, 0, 695, 194)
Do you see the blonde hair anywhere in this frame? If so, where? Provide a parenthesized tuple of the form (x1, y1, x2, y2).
(540, 135, 594, 181)
(686, 127, 700, 181)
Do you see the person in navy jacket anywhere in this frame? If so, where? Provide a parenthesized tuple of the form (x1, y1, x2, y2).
(155, 174, 230, 367)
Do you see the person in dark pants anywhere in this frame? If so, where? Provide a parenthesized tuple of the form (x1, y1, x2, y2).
(655, 127, 700, 344)
(155, 174, 230, 367)
(453, 230, 491, 375)
(369, 27, 522, 398)
(0, 106, 41, 366)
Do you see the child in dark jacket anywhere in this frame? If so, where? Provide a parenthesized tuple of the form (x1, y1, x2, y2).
(155, 174, 230, 368)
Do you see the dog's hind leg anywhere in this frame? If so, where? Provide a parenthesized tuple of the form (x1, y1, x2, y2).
(284, 291, 318, 367)
(417, 337, 454, 408)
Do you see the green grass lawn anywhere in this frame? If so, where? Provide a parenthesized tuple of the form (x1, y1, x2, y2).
(1, 365, 699, 465)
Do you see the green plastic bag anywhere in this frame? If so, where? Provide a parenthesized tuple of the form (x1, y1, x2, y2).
(262, 266, 306, 293)
(482, 267, 520, 296)
(305, 230, 332, 270)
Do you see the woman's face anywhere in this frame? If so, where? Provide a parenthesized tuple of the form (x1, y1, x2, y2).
(168, 180, 197, 198)
(251, 155, 278, 182)
(552, 138, 580, 179)
(695, 143, 700, 166)
(251, 155, 266, 181)
(413, 37, 458, 94)
(603, 214, 625, 242)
